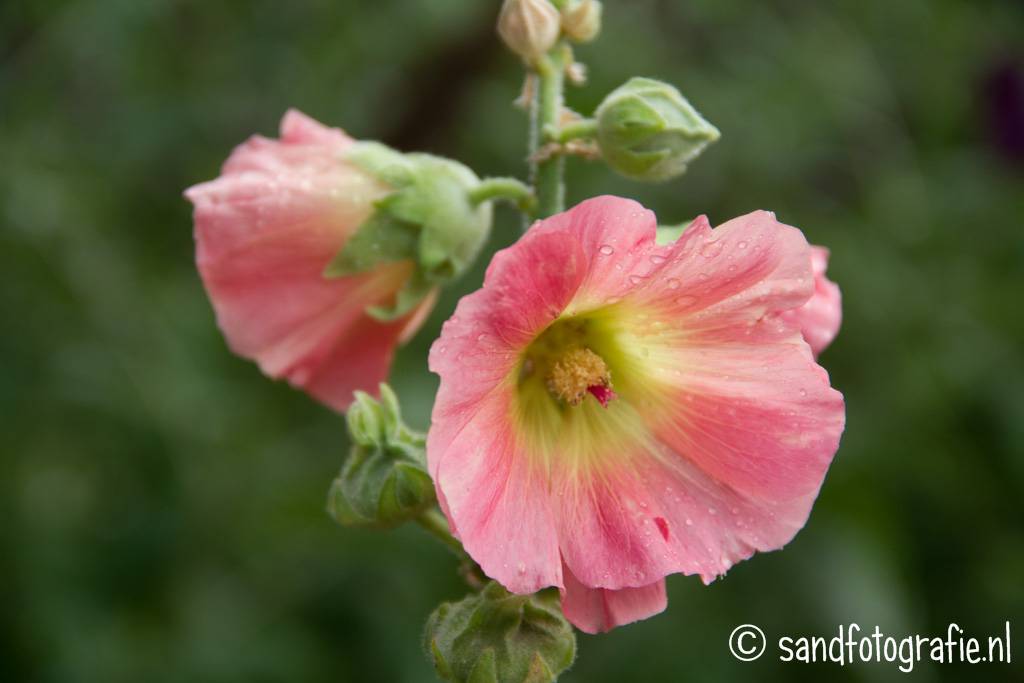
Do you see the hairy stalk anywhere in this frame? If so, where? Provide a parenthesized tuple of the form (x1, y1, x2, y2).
(416, 508, 466, 557)
(530, 46, 567, 219)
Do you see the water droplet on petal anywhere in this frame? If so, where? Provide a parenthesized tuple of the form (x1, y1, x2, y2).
(700, 240, 723, 258)
(599, 244, 615, 255)
(650, 254, 667, 265)
(738, 241, 748, 249)
(667, 278, 680, 290)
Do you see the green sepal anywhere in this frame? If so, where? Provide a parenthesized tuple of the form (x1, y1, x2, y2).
(323, 209, 419, 278)
(327, 385, 434, 529)
(325, 142, 492, 318)
(424, 583, 577, 683)
(344, 141, 416, 187)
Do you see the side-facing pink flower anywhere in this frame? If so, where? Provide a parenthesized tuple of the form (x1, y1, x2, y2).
(185, 110, 437, 412)
(781, 246, 842, 357)
(427, 196, 845, 633)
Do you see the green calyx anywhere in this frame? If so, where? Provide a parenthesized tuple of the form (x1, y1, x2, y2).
(595, 76, 720, 182)
(424, 583, 577, 683)
(326, 385, 435, 528)
(324, 142, 493, 321)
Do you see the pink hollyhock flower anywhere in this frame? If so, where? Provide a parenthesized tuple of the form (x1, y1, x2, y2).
(782, 246, 842, 357)
(427, 196, 845, 634)
(185, 110, 437, 412)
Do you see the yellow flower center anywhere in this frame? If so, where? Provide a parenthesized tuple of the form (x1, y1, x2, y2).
(546, 347, 613, 406)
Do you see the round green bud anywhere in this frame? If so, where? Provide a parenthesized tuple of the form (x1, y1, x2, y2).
(326, 142, 493, 321)
(327, 385, 435, 528)
(424, 583, 577, 683)
(595, 77, 721, 182)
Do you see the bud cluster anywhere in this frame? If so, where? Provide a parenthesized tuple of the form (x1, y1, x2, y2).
(327, 385, 435, 528)
(497, 0, 603, 63)
(425, 583, 577, 683)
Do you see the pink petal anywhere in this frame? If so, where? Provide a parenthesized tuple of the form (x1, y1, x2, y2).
(428, 196, 846, 629)
(780, 246, 842, 356)
(428, 393, 562, 594)
(560, 563, 667, 634)
(186, 110, 423, 412)
(635, 211, 817, 341)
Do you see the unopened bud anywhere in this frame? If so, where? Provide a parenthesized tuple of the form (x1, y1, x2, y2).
(498, 0, 561, 64)
(561, 0, 602, 43)
(595, 77, 721, 182)
(327, 385, 435, 528)
(424, 583, 577, 683)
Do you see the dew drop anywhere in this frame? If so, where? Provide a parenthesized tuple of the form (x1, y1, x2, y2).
(685, 518, 693, 526)
(650, 254, 667, 265)
(517, 562, 526, 575)
(629, 274, 645, 285)
(667, 278, 680, 290)
(700, 240, 723, 258)
(738, 241, 748, 249)
(599, 244, 615, 255)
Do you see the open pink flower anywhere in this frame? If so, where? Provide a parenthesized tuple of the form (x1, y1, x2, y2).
(782, 246, 841, 357)
(427, 196, 845, 633)
(186, 110, 436, 412)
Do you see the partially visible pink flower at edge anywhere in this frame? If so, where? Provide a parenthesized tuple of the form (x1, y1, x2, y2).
(427, 196, 845, 634)
(782, 246, 842, 357)
(185, 110, 436, 412)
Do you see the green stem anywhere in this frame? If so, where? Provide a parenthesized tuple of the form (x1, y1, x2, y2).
(469, 177, 537, 213)
(530, 47, 566, 219)
(554, 117, 598, 144)
(416, 508, 465, 557)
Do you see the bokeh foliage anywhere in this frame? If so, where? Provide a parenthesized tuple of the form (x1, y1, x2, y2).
(1, 1, 1022, 681)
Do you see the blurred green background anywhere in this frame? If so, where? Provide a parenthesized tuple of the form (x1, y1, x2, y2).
(2, 0, 1023, 681)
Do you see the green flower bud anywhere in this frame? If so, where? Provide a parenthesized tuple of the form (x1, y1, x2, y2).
(560, 0, 602, 44)
(325, 142, 493, 321)
(498, 0, 562, 64)
(327, 385, 435, 528)
(595, 77, 721, 182)
(425, 583, 576, 683)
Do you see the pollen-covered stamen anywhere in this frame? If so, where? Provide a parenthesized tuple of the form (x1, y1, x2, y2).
(546, 347, 616, 407)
